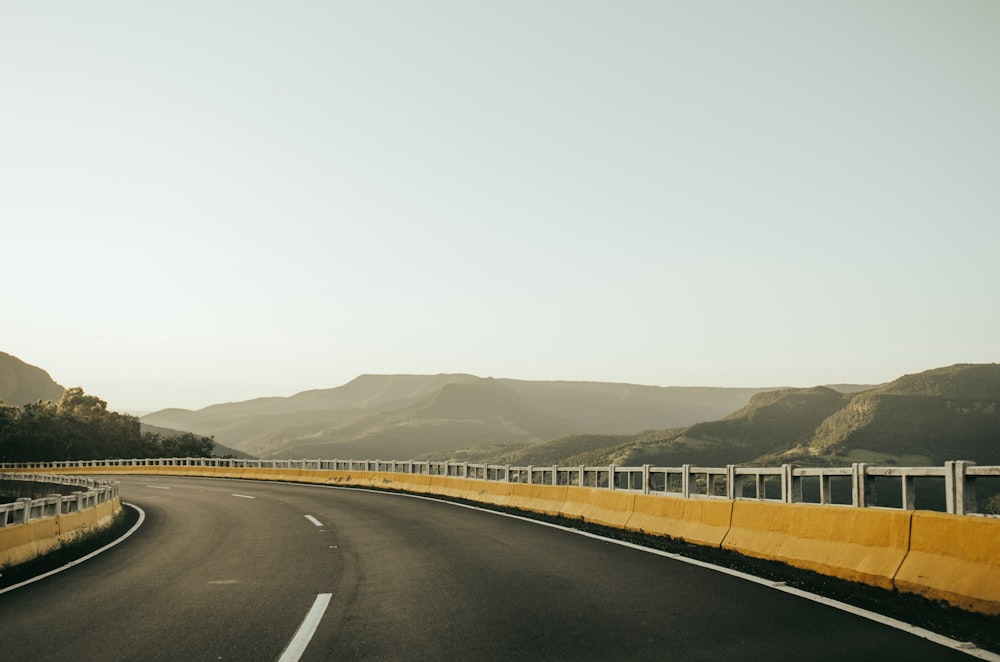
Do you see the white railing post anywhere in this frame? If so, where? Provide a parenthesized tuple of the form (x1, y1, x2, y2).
(852, 463, 874, 507)
(726, 465, 737, 500)
(681, 464, 691, 499)
(901, 472, 916, 510)
(18, 498, 32, 524)
(946, 460, 977, 515)
(782, 464, 802, 503)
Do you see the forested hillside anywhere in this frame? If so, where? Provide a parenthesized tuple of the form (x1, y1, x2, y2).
(432, 364, 1000, 470)
(0, 388, 214, 463)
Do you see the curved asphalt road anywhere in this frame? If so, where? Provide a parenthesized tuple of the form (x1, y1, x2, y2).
(0, 476, 982, 661)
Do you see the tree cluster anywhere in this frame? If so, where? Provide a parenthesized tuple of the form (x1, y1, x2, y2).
(0, 388, 214, 463)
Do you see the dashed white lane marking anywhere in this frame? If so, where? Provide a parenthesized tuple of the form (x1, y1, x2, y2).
(145, 485, 171, 490)
(231, 494, 256, 499)
(278, 593, 332, 662)
(304, 515, 323, 527)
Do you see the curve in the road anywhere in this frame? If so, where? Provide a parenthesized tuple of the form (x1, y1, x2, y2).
(0, 476, 994, 661)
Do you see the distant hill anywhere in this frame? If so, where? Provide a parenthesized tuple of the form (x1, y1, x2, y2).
(460, 364, 1000, 471)
(141, 374, 784, 459)
(775, 363, 1000, 466)
(0, 352, 64, 405)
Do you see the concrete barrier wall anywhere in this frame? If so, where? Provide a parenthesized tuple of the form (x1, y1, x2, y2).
(21, 465, 1000, 615)
(562, 488, 635, 529)
(721, 501, 912, 591)
(627, 495, 733, 548)
(0, 498, 121, 568)
(894, 511, 1000, 615)
(507, 484, 568, 516)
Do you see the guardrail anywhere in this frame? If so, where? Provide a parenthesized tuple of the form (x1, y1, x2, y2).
(3, 458, 997, 515)
(0, 473, 120, 528)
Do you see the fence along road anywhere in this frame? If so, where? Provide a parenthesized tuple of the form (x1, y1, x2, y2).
(8, 457, 996, 514)
(0, 475, 987, 661)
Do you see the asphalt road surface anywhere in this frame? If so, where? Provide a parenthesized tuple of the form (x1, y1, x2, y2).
(0, 476, 986, 661)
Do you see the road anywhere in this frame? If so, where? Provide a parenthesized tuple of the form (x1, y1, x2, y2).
(0, 475, 983, 661)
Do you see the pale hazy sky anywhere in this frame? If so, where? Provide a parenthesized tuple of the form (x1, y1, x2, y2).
(3, 1, 998, 413)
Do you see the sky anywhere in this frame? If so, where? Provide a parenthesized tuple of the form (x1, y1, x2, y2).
(3, 1, 999, 414)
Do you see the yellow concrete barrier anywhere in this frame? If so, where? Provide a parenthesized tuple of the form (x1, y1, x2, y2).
(0, 498, 121, 568)
(467, 480, 514, 508)
(427, 476, 477, 500)
(893, 511, 1000, 615)
(722, 501, 912, 590)
(561, 488, 635, 529)
(0, 517, 60, 567)
(507, 484, 568, 516)
(627, 495, 733, 547)
(380, 472, 434, 493)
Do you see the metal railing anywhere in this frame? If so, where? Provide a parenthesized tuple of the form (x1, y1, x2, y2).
(0, 473, 121, 528)
(3, 458, 997, 516)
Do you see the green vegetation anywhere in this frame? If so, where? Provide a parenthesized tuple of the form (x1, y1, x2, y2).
(0, 388, 214, 463)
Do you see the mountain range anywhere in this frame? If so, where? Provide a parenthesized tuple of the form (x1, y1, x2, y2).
(479, 364, 1000, 470)
(4, 351, 998, 477)
(140, 374, 785, 460)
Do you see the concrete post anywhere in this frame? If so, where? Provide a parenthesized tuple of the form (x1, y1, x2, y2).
(50, 494, 63, 516)
(18, 498, 32, 524)
(819, 474, 832, 505)
(782, 464, 802, 503)
(852, 463, 875, 507)
(946, 460, 977, 515)
(902, 475, 916, 510)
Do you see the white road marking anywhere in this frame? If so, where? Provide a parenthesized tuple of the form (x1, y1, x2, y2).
(230, 493, 256, 499)
(304, 515, 323, 527)
(145, 485, 171, 490)
(278, 593, 332, 662)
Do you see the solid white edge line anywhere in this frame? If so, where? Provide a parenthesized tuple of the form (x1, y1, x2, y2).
(304, 515, 323, 527)
(278, 593, 333, 662)
(231, 494, 256, 499)
(0, 502, 146, 596)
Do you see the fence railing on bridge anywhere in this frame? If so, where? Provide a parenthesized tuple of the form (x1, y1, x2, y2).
(3, 458, 997, 516)
(0, 473, 120, 528)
